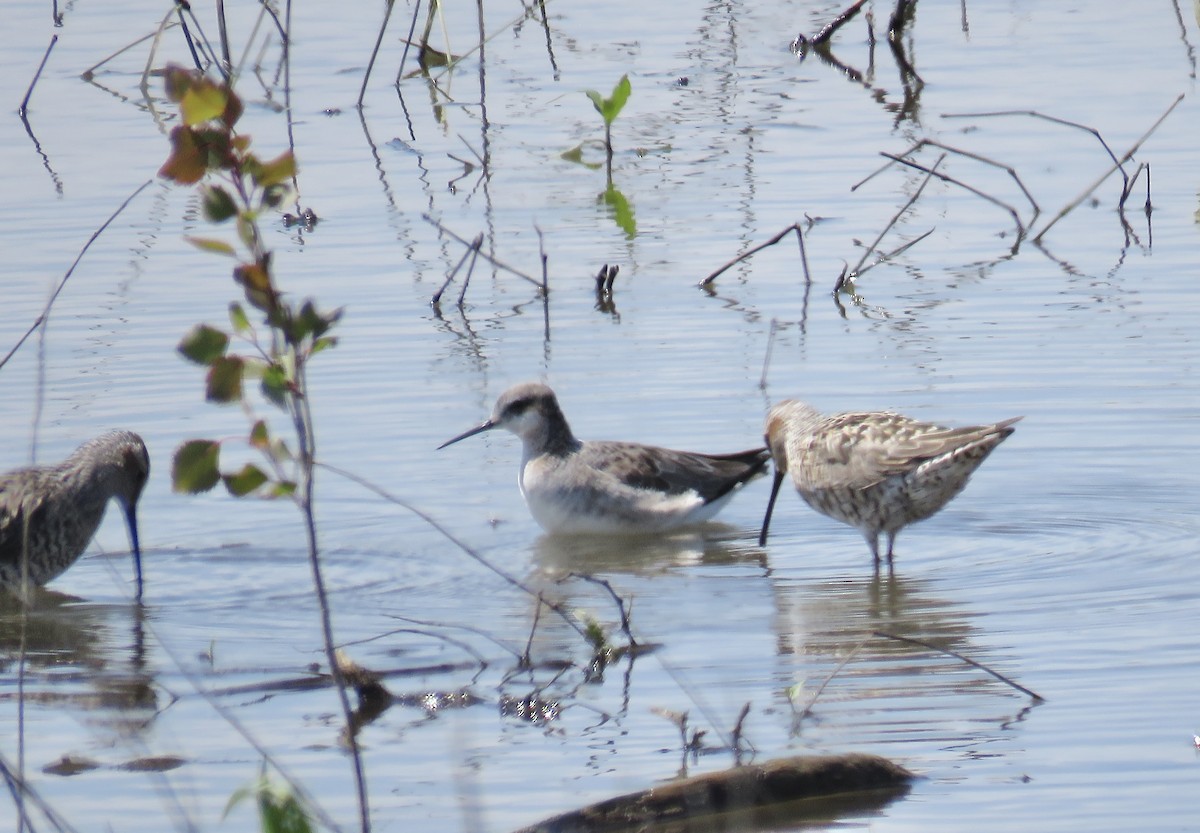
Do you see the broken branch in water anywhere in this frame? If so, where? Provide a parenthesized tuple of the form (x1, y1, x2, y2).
(1031, 94, 1183, 242)
(842, 154, 943, 289)
(20, 34, 57, 117)
(513, 753, 913, 833)
(791, 0, 869, 53)
(872, 630, 1045, 702)
(565, 573, 639, 650)
(790, 637, 869, 723)
(423, 214, 543, 288)
(431, 232, 483, 308)
(856, 137, 1039, 229)
(0, 180, 153, 372)
(699, 220, 812, 288)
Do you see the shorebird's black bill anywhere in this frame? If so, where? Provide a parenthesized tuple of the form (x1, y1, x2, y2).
(123, 502, 143, 601)
(758, 467, 786, 547)
(437, 420, 496, 450)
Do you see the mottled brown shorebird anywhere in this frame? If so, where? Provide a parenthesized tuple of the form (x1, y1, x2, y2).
(439, 382, 770, 534)
(759, 400, 1020, 564)
(0, 431, 149, 599)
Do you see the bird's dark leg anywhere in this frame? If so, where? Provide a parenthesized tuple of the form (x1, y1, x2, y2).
(867, 533, 881, 565)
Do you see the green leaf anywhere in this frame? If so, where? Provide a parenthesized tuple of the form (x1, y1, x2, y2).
(178, 324, 229, 365)
(240, 357, 269, 379)
(259, 784, 314, 833)
(180, 83, 228, 126)
(185, 236, 238, 257)
(223, 463, 269, 497)
(172, 439, 221, 493)
(223, 774, 314, 833)
(261, 363, 290, 408)
(228, 302, 251, 335)
(601, 185, 637, 239)
(236, 214, 258, 252)
(585, 75, 631, 126)
(206, 355, 245, 403)
(255, 150, 297, 188)
(201, 186, 238, 223)
(249, 419, 270, 449)
(269, 481, 298, 498)
(269, 437, 293, 464)
(607, 74, 631, 121)
(310, 336, 337, 356)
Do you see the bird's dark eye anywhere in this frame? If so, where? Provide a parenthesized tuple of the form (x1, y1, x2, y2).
(508, 397, 534, 415)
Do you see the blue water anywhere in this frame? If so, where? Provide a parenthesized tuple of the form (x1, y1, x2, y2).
(1, 0, 1199, 830)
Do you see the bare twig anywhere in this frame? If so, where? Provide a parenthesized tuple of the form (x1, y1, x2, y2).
(700, 221, 811, 287)
(730, 701, 754, 759)
(759, 318, 779, 389)
(885, 152, 1024, 233)
(943, 108, 1126, 176)
(19, 35, 57, 116)
(522, 593, 545, 667)
(0, 180, 153, 372)
(792, 638, 868, 720)
(359, 0, 396, 107)
(423, 214, 543, 287)
(0, 749, 82, 833)
(856, 138, 1039, 219)
(845, 227, 936, 288)
(432, 232, 483, 306)
(565, 574, 638, 648)
(81, 24, 179, 80)
(792, 0, 868, 53)
(846, 155, 944, 282)
(1029, 95, 1183, 241)
(872, 630, 1045, 701)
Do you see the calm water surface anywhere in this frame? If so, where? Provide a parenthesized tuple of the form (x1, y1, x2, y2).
(1, 1, 1198, 831)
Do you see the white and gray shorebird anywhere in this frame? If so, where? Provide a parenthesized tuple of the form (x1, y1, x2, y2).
(759, 400, 1020, 564)
(0, 431, 149, 599)
(439, 382, 770, 534)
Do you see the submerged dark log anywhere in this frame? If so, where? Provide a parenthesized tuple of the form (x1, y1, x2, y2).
(514, 752, 913, 833)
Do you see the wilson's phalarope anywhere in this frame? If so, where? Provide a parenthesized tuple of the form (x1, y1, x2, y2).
(0, 431, 149, 598)
(760, 400, 1019, 564)
(439, 382, 770, 534)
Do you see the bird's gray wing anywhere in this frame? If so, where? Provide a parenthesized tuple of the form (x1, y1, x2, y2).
(583, 442, 769, 503)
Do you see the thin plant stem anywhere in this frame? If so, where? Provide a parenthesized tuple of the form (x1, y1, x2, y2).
(0, 179, 152, 372)
(19, 34, 57, 116)
(872, 630, 1045, 701)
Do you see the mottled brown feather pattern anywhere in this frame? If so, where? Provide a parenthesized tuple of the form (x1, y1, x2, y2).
(762, 400, 1018, 562)
(0, 431, 148, 596)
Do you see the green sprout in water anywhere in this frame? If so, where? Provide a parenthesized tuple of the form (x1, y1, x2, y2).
(581, 74, 637, 238)
(225, 769, 316, 833)
(584, 73, 631, 186)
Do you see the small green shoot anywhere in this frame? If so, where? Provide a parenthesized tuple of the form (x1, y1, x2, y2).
(225, 771, 315, 833)
(584, 74, 631, 185)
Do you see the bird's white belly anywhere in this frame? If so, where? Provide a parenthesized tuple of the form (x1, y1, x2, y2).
(520, 455, 718, 534)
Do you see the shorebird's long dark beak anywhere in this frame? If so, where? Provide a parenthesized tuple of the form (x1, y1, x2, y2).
(438, 420, 496, 450)
(758, 466, 786, 547)
(123, 501, 143, 602)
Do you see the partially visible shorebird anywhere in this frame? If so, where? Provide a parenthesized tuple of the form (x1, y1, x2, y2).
(439, 382, 770, 534)
(0, 431, 149, 599)
(760, 400, 1020, 564)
